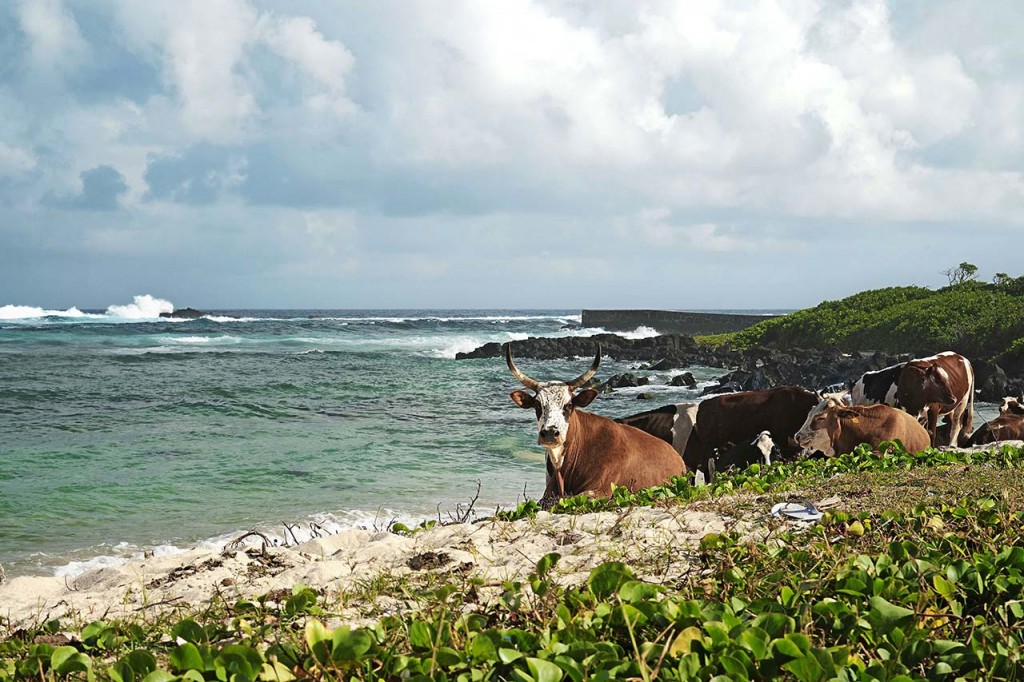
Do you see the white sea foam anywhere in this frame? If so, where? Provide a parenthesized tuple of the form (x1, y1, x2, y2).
(164, 335, 242, 345)
(202, 315, 262, 323)
(0, 304, 99, 320)
(106, 294, 174, 319)
(48, 509, 424, 578)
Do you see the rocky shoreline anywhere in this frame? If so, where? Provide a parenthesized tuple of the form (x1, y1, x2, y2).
(456, 333, 1023, 402)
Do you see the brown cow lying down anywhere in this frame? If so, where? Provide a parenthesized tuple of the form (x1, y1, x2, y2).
(967, 414, 1024, 446)
(795, 399, 931, 457)
(505, 344, 684, 506)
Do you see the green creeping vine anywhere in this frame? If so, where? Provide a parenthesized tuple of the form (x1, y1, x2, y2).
(3, 443, 1024, 681)
(497, 441, 1024, 521)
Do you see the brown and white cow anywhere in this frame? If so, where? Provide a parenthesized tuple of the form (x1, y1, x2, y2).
(1000, 396, 1024, 416)
(795, 399, 931, 457)
(683, 386, 819, 471)
(506, 343, 685, 506)
(895, 351, 974, 447)
(614, 403, 698, 460)
(967, 414, 1024, 446)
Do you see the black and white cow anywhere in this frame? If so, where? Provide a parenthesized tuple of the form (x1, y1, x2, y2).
(715, 431, 779, 471)
(850, 363, 906, 407)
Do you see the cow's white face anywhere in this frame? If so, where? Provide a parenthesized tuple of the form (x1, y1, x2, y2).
(510, 382, 598, 468)
(794, 398, 840, 457)
(795, 395, 842, 445)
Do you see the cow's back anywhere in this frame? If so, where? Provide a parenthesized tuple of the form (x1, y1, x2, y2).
(560, 411, 685, 498)
(835, 405, 930, 454)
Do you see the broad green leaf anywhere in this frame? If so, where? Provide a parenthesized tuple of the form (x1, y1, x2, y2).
(536, 553, 560, 578)
(259, 660, 296, 682)
(409, 621, 435, 650)
(169, 643, 205, 673)
(933, 575, 956, 600)
(772, 638, 803, 660)
(330, 627, 373, 661)
(140, 672, 176, 682)
(669, 627, 704, 656)
(619, 580, 660, 604)
(52, 647, 91, 676)
(868, 596, 916, 633)
(172, 619, 208, 645)
(527, 657, 563, 682)
(588, 562, 634, 598)
(783, 654, 827, 682)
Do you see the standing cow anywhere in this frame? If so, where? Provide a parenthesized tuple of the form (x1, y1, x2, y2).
(505, 344, 685, 506)
(896, 351, 974, 447)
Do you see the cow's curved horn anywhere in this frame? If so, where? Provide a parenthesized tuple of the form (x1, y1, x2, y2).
(505, 343, 541, 391)
(567, 345, 601, 390)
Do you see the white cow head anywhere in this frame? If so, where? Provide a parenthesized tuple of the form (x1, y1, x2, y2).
(794, 395, 847, 457)
(507, 343, 600, 469)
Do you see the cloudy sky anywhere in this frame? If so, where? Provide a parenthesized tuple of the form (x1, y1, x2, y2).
(1, 0, 1022, 310)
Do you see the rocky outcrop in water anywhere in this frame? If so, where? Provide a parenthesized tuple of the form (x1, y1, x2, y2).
(160, 307, 208, 319)
(458, 333, 1024, 402)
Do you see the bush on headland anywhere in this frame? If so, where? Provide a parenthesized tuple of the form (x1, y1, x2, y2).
(5, 442, 1024, 680)
(723, 277, 1024, 364)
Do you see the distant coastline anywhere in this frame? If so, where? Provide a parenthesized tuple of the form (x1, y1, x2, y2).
(581, 309, 784, 335)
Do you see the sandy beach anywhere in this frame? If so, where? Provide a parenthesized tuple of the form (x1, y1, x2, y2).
(0, 505, 744, 630)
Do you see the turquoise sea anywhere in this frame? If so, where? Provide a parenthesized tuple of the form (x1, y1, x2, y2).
(1, 295, 730, 578)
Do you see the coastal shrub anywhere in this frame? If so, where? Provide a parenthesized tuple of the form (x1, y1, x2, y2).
(722, 282, 1024, 357)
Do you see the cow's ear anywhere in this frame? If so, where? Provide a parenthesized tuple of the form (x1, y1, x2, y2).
(572, 389, 599, 408)
(510, 390, 536, 409)
(836, 408, 859, 419)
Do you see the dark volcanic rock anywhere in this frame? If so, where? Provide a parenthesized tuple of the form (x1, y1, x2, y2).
(670, 372, 697, 387)
(160, 307, 207, 319)
(460, 334, 914, 394)
(602, 373, 649, 389)
(974, 360, 1024, 402)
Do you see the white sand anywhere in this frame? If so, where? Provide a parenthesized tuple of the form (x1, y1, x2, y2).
(0, 506, 743, 629)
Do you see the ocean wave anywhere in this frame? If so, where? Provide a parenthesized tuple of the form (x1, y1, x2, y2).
(162, 335, 243, 345)
(0, 305, 103, 320)
(106, 294, 174, 319)
(0, 294, 177, 322)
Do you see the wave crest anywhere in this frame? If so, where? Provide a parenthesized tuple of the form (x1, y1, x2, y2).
(106, 295, 174, 319)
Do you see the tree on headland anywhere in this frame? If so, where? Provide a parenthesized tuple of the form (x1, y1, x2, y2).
(994, 272, 1011, 287)
(942, 262, 978, 286)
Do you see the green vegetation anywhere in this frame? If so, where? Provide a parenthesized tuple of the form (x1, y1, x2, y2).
(702, 276, 1024, 359)
(5, 444, 1024, 680)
